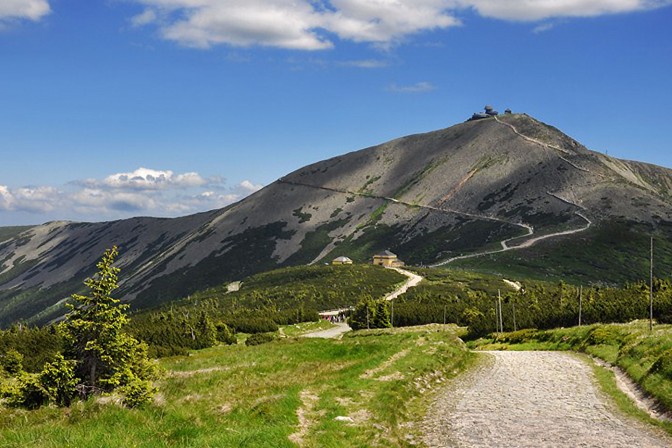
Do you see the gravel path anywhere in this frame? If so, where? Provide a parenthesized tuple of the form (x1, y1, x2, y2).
(423, 351, 672, 447)
(303, 322, 351, 339)
(383, 267, 424, 301)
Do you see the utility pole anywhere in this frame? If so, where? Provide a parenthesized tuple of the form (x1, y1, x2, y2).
(650, 237, 654, 332)
(443, 305, 447, 325)
(578, 285, 583, 327)
(512, 299, 517, 332)
(498, 289, 504, 333)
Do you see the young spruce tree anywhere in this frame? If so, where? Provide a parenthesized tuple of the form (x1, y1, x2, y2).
(61, 246, 156, 406)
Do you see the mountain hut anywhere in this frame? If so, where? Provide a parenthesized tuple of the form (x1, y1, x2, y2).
(372, 250, 404, 267)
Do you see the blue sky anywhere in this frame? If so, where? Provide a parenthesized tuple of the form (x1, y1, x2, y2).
(1, 0, 671, 226)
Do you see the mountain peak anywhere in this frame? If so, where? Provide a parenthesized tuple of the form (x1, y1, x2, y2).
(2, 115, 672, 326)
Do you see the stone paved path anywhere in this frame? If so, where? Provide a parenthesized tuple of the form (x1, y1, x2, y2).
(423, 351, 672, 447)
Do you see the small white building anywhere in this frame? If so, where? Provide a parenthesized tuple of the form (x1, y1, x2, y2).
(332, 256, 353, 265)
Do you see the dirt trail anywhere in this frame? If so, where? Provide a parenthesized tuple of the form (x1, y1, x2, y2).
(303, 322, 351, 339)
(383, 267, 423, 301)
(423, 351, 672, 448)
(429, 207, 591, 267)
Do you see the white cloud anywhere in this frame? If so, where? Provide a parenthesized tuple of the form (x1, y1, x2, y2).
(130, 9, 157, 27)
(130, 0, 461, 49)
(0, 0, 50, 22)
(388, 81, 436, 93)
(324, 0, 460, 45)
(456, 0, 672, 21)
(532, 22, 556, 33)
(102, 167, 208, 190)
(127, 0, 672, 50)
(338, 59, 389, 68)
(1, 169, 264, 222)
(0, 186, 15, 210)
(0, 186, 61, 213)
(140, 0, 333, 50)
(237, 180, 263, 194)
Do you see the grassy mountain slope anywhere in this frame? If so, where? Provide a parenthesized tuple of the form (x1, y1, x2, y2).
(0, 325, 471, 448)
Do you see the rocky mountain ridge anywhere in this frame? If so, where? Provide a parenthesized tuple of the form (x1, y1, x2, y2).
(2, 113, 672, 326)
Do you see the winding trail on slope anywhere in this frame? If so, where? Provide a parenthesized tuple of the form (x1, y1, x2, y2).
(279, 178, 592, 268)
(382, 267, 424, 301)
(279, 116, 600, 268)
(430, 212, 592, 267)
(423, 351, 672, 448)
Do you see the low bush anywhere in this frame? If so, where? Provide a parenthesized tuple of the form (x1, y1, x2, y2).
(245, 333, 275, 346)
(230, 318, 278, 334)
(216, 323, 237, 345)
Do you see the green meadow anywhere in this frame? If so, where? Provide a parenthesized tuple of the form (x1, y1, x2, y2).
(0, 325, 471, 448)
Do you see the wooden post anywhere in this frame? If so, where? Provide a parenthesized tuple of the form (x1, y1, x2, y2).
(650, 237, 654, 332)
(443, 305, 447, 325)
(578, 285, 583, 327)
(512, 300, 517, 332)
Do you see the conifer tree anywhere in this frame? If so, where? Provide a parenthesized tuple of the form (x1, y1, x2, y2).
(373, 300, 392, 328)
(349, 296, 376, 330)
(196, 310, 217, 348)
(61, 246, 156, 405)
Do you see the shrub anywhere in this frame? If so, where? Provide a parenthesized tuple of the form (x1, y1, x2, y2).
(39, 353, 78, 407)
(216, 323, 237, 345)
(498, 329, 539, 344)
(462, 308, 491, 339)
(7, 374, 49, 409)
(586, 326, 626, 346)
(245, 333, 275, 346)
(230, 318, 278, 334)
(649, 349, 672, 380)
(1, 349, 24, 376)
(118, 377, 157, 408)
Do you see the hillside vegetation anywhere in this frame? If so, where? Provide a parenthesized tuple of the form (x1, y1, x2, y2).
(130, 264, 406, 357)
(7, 261, 672, 369)
(0, 325, 471, 448)
(392, 267, 672, 338)
(0, 264, 405, 368)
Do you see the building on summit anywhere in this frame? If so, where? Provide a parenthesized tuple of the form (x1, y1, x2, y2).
(469, 105, 504, 121)
(372, 250, 404, 267)
(332, 256, 353, 265)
